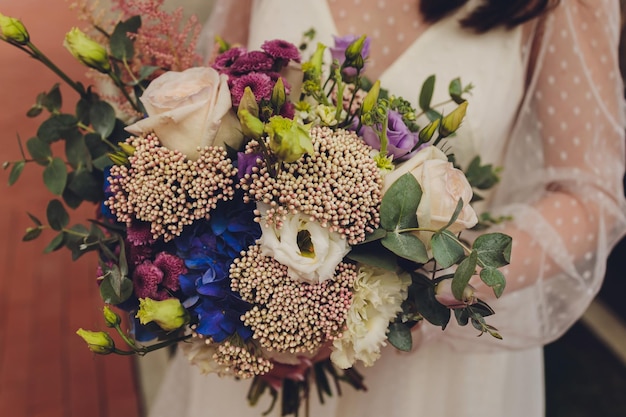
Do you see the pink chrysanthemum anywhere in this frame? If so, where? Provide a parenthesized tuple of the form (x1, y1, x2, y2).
(133, 252, 186, 300)
(261, 39, 301, 62)
(230, 72, 274, 106)
(229, 50, 274, 74)
(126, 222, 156, 246)
(279, 101, 295, 119)
(212, 46, 247, 72)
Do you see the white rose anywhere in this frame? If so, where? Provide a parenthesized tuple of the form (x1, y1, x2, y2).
(257, 204, 350, 284)
(383, 146, 478, 243)
(126, 67, 243, 160)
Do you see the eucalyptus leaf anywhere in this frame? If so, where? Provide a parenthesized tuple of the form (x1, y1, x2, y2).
(85, 133, 111, 160)
(46, 199, 69, 231)
(452, 250, 477, 300)
(472, 232, 512, 268)
(27, 212, 43, 226)
(100, 272, 133, 304)
(22, 227, 42, 242)
(419, 75, 435, 112)
(26, 106, 43, 118)
(465, 156, 500, 190)
(479, 267, 506, 298)
(41, 83, 62, 112)
(8, 161, 25, 185)
(67, 169, 104, 202)
(347, 241, 397, 271)
(431, 230, 465, 268)
(65, 130, 90, 169)
(409, 279, 450, 328)
(380, 173, 421, 231)
(381, 232, 429, 264)
(43, 157, 67, 195)
(43, 232, 66, 253)
(76, 98, 91, 125)
(26, 137, 52, 164)
(89, 100, 116, 138)
(362, 228, 387, 243)
(454, 308, 470, 326)
(425, 109, 442, 123)
(387, 322, 412, 352)
(448, 77, 465, 104)
(37, 114, 78, 143)
(110, 16, 141, 60)
(439, 199, 464, 232)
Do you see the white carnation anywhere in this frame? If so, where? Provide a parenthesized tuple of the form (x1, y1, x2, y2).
(331, 266, 410, 369)
(180, 337, 228, 376)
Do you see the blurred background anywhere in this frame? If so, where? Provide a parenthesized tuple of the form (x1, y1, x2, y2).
(0, 1, 625, 416)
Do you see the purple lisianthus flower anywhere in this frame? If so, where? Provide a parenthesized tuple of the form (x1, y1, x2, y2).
(261, 39, 301, 63)
(212, 46, 247, 72)
(174, 196, 261, 341)
(330, 34, 371, 76)
(237, 152, 263, 179)
(360, 110, 423, 161)
(229, 50, 275, 74)
(230, 72, 274, 106)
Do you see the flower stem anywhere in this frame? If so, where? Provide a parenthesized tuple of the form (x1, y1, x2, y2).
(26, 42, 86, 98)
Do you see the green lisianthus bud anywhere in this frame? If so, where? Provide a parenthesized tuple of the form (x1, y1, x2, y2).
(76, 328, 115, 354)
(271, 77, 286, 110)
(103, 305, 121, 328)
(0, 13, 29, 44)
(64, 27, 111, 73)
(117, 142, 136, 157)
(418, 118, 440, 143)
(239, 86, 259, 118)
(306, 43, 326, 76)
(361, 80, 381, 115)
(108, 151, 129, 166)
(238, 108, 265, 140)
(266, 116, 314, 163)
(345, 35, 367, 61)
(136, 298, 189, 331)
(439, 101, 468, 138)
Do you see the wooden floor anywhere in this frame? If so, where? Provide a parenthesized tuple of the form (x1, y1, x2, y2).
(0, 1, 142, 416)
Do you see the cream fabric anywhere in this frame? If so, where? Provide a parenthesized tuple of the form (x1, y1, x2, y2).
(150, 1, 626, 416)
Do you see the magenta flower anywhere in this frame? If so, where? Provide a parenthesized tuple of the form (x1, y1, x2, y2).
(133, 252, 187, 300)
(230, 72, 274, 106)
(229, 50, 274, 74)
(212, 46, 247, 72)
(261, 39, 301, 63)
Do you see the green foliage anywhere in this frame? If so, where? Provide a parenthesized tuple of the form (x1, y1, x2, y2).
(46, 199, 69, 230)
(431, 230, 465, 268)
(8, 160, 25, 185)
(452, 250, 477, 301)
(387, 322, 413, 352)
(473, 232, 512, 268)
(379, 173, 421, 231)
(109, 16, 141, 61)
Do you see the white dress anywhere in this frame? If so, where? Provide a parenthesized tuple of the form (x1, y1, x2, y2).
(149, 1, 626, 416)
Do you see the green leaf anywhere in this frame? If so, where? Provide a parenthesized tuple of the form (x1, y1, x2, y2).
(76, 98, 91, 125)
(26, 137, 52, 164)
(22, 227, 42, 242)
(99, 270, 133, 304)
(89, 100, 116, 138)
(27, 212, 42, 226)
(67, 169, 103, 202)
(130, 65, 159, 85)
(26, 106, 43, 118)
(452, 250, 477, 300)
(8, 161, 25, 185)
(387, 323, 412, 352)
(46, 199, 69, 231)
(465, 156, 500, 190)
(425, 109, 442, 123)
(347, 241, 397, 271)
(109, 16, 141, 61)
(454, 308, 470, 326)
(440, 199, 464, 232)
(41, 83, 62, 112)
(37, 114, 78, 143)
(43, 157, 68, 195)
(85, 133, 111, 160)
(409, 275, 451, 328)
(472, 232, 512, 268)
(380, 173, 421, 231)
(65, 130, 90, 169)
(43, 232, 66, 253)
(419, 75, 435, 112)
(448, 77, 465, 104)
(381, 233, 429, 264)
(362, 228, 387, 243)
(431, 230, 465, 268)
(479, 267, 506, 298)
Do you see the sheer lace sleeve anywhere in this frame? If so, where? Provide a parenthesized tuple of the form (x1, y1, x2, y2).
(434, 0, 626, 350)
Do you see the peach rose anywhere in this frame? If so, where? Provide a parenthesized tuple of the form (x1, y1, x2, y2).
(383, 146, 478, 243)
(126, 67, 243, 160)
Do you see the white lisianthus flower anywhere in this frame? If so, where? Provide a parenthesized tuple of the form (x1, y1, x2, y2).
(257, 203, 350, 284)
(331, 266, 410, 369)
(180, 338, 228, 376)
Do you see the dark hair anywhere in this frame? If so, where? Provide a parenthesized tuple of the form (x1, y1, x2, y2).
(420, 0, 560, 32)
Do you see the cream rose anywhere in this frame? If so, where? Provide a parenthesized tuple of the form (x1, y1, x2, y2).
(383, 146, 478, 243)
(257, 204, 350, 284)
(126, 67, 243, 160)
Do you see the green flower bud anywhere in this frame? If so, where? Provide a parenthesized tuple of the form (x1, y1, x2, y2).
(103, 305, 121, 328)
(0, 13, 29, 44)
(361, 80, 380, 115)
(418, 118, 440, 143)
(345, 35, 367, 61)
(108, 151, 129, 166)
(64, 27, 111, 73)
(306, 43, 326, 76)
(439, 101, 468, 138)
(117, 142, 136, 157)
(266, 116, 314, 163)
(136, 298, 189, 331)
(76, 328, 115, 354)
(238, 86, 259, 118)
(238, 108, 265, 140)
(271, 77, 286, 110)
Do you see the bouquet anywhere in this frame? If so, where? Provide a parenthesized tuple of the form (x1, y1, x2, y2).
(1, 3, 511, 415)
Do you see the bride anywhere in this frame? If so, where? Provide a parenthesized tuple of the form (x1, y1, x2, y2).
(149, 1, 626, 416)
